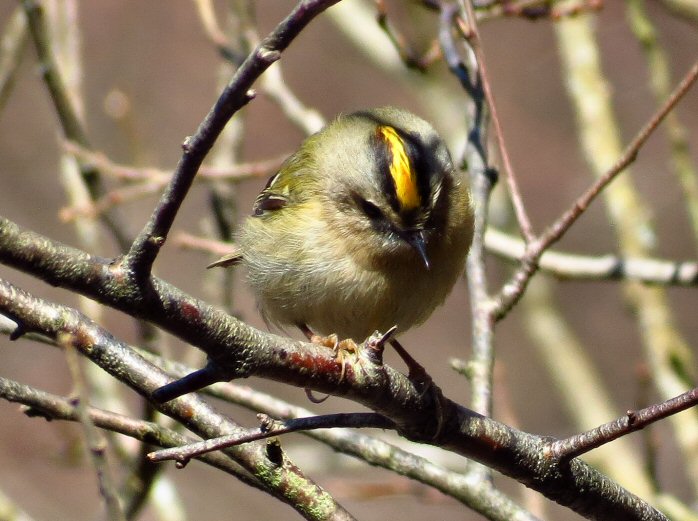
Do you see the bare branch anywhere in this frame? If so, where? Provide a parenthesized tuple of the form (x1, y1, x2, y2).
(459, 0, 534, 241)
(148, 413, 394, 464)
(0, 7, 28, 113)
(0, 274, 355, 521)
(125, 0, 340, 278)
(485, 227, 698, 286)
(548, 387, 698, 461)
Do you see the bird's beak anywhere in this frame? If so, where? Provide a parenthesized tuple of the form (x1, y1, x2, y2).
(403, 229, 430, 270)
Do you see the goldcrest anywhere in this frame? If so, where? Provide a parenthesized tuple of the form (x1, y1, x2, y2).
(213, 107, 474, 342)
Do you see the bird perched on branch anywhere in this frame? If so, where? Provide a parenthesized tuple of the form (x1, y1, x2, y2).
(154, 107, 473, 403)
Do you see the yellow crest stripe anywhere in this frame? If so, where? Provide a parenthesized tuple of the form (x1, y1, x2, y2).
(378, 126, 420, 211)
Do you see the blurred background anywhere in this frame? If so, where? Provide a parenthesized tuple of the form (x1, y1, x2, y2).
(0, 1, 696, 520)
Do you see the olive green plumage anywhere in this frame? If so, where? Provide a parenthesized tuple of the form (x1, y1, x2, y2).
(224, 107, 474, 341)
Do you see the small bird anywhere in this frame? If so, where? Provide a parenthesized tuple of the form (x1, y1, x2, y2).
(153, 107, 473, 403)
(217, 106, 473, 344)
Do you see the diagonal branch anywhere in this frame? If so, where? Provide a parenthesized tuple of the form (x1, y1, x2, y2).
(124, 0, 340, 279)
(459, 0, 534, 241)
(548, 387, 698, 461)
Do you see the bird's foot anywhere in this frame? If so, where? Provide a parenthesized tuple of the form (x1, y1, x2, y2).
(298, 325, 360, 402)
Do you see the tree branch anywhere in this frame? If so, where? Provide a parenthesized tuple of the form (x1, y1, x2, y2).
(490, 59, 698, 321)
(0, 216, 671, 521)
(124, 0, 340, 278)
(548, 387, 698, 461)
(0, 377, 267, 490)
(485, 227, 698, 286)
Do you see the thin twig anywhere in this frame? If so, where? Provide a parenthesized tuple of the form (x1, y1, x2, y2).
(148, 413, 395, 464)
(172, 232, 236, 257)
(375, 0, 440, 71)
(459, 0, 534, 242)
(194, 0, 325, 136)
(548, 387, 698, 461)
(64, 141, 287, 181)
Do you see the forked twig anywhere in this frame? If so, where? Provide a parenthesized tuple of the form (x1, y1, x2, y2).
(491, 60, 698, 321)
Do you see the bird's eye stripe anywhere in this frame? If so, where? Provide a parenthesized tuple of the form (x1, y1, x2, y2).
(377, 125, 421, 212)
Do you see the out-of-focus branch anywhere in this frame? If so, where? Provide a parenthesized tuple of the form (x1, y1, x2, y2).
(486, 227, 698, 286)
(655, 0, 698, 25)
(194, 0, 325, 136)
(375, 0, 441, 71)
(0, 487, 35, 521)
(59, 143, 286, 222)
(472, 0, 603, 21)
(522, 278, 655, 499)
(62, 336, 126, 521)
(0, 7, 27, 114)
(20, 0, 130, 249)
(64, 141, 287, 182)
(626, 0, 698, 250)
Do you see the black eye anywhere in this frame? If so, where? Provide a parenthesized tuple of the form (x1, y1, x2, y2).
(357, 197, 383, 220)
